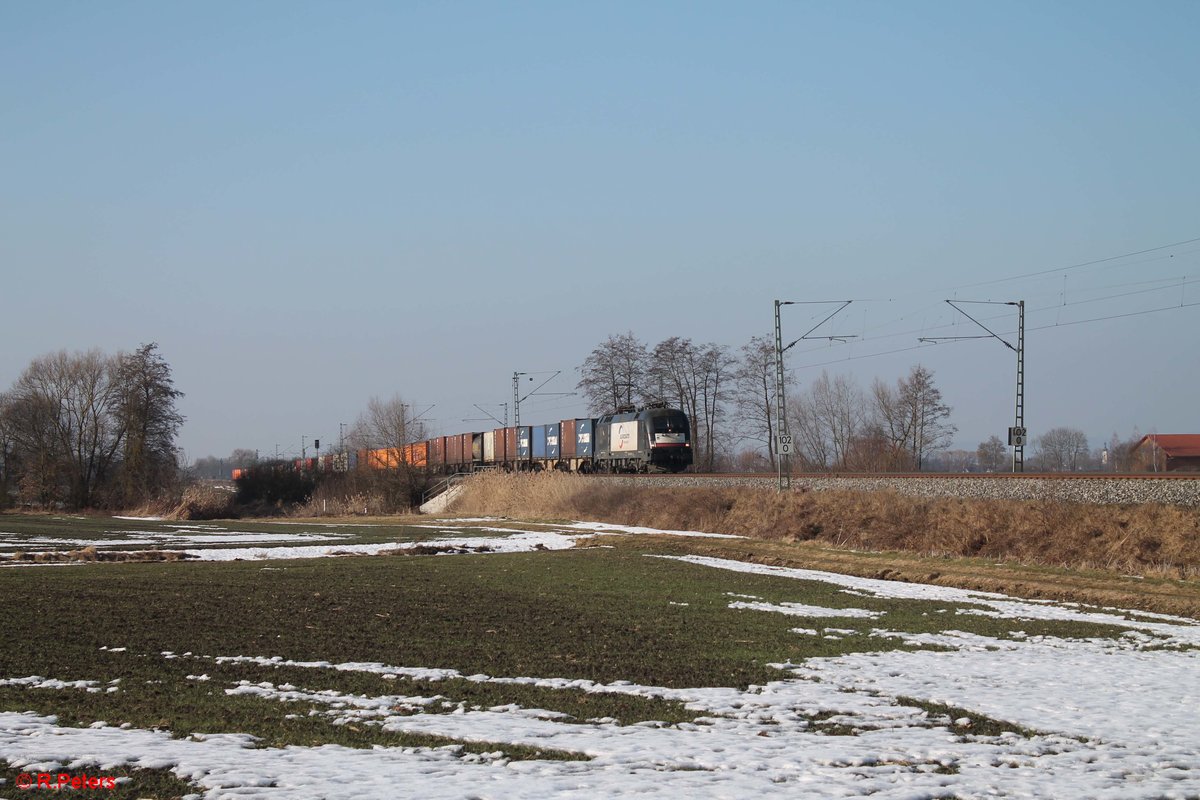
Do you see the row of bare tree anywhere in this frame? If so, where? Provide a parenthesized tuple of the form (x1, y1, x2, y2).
(0, 344, 184, 508)
(787, 367, 956, 471)
(576, 333, 957, 472)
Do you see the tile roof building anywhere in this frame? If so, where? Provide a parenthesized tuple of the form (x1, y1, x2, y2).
(1131, 434, 1200, 472)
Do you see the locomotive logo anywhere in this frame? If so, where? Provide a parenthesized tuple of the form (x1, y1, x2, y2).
(612, 421, 638, 452)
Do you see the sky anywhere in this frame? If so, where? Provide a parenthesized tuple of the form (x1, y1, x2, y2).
(2, 0, 1198, 462)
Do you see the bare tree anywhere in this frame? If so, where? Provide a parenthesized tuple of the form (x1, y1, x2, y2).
(229, 448, 259, 467)
(844, 423, 897, 472)
(0, 390, 65, 506)
(114, 343, 185, 504)
(976, 435, 1008, 472)
(0, 402, 12, 506)
(577, 332, 648, 415)
(355, 395, 428, 456)
(1035, 427, 1090, 471)
(2, 350, 125, 507)
(695, 343, 734, 471)
(869, 378, 912, 470)
(868, 365, 955, 471)
(899, 365, 956, 470)
(732, 336, 790, 468)
(790, 394, 830, 470)
(644, 338, 734, 471)
(345, 394, 432, 509)
(647, 337, 700, 452)
(791, 371, 865, 471)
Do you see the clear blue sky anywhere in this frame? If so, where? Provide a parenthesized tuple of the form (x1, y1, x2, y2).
(3, 1, 1197, 460)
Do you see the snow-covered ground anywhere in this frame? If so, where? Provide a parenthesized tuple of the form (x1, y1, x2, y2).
(1, 522, 1198, 798)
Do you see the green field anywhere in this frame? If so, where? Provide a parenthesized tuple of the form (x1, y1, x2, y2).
(0, 513, 1195, 799)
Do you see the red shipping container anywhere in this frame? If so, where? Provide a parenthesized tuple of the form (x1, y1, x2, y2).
(560, 419, 578, 457)
(464, 433, 482, 463)
(503, 427, 518, 463)
(492, 428, 509, 462)
(446, 434, 463, 466)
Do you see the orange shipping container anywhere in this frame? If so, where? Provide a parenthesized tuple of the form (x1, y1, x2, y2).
(405, 441, 428, 467)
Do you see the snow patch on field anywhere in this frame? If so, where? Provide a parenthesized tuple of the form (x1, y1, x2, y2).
(0, 677, 100, 691)
(0, 530, 352, 551)
(728, 600, 883, 619)
(563, 521, 743, 539)
(179, 532, 583, 561)
(657, 554, 1200, 642)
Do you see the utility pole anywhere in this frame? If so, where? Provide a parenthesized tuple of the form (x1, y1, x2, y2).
(774, 300, 856, 491)
(774, 301, 791, 492)
(513, 374, 522, 427)
(1013, 300, 1025, 472)
(920, 299, 1026, 473)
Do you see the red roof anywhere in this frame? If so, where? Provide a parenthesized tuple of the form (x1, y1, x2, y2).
(1135, 435, 1200, 458)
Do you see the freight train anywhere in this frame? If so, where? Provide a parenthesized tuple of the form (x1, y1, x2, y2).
(240, 403, 693, 479)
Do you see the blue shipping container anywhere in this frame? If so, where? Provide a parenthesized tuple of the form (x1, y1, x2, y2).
(532, 425, 548, 459)
(517, 426, 532, 459)
(545, 423, 561, 459)
(576, 419, 594, 457)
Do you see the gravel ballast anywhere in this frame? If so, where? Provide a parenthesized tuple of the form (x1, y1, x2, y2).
(597, 475, 1200, 507)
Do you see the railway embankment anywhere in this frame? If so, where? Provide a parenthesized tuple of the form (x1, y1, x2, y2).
(449, 471, 1200, 582)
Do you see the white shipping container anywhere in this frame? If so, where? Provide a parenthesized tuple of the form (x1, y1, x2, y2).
(483, 431, 496, 462)
(612, 421, 639, 452)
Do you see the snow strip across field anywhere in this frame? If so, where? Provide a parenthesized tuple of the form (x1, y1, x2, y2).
(171, 531, 584, 562)
(1, 518, 746, 566)
(0, 529, 353, 550)
(410, 520, 742, 539)
(0, 528, 592, 565)
(1, 518, 747, 565)
(561, 521, 742, 538)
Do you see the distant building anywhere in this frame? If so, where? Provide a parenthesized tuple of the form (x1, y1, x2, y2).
(1130, 435, 1200, 472)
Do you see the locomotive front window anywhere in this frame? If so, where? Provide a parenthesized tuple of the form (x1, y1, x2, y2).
(653, 415, 688, 434)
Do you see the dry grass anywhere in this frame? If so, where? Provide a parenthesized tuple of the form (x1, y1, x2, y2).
(451, 472, 1200, 579)
(1, 546, 195, 564)
(170, 484, 238, 520)
(294, 485, 405, 518)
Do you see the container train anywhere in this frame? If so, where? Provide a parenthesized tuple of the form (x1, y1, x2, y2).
(237, 403, 693, 479)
